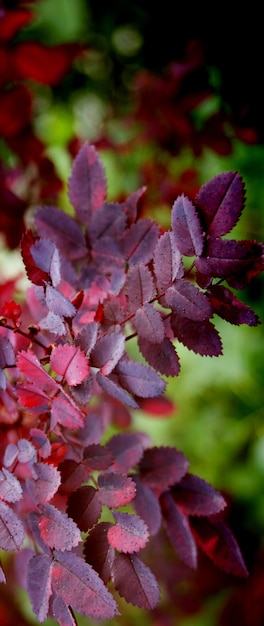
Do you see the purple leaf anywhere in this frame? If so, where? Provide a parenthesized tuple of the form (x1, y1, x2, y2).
(75, 323, 98, 356)
(138, 335, 180, 376)
(108, 511, 149, 553)
(195, 238, 262, 280)
(30, 428, 51, 459)
(139, 446, 189, 495)
(160, 491, 197, 568)
(0, 468, 22, 503)
(16, 349, 58, 394)
(26, 553, 52, 623)
(121, 186, 146, 224)
(125, 263, 155, 313)
(51, 594, 77, 626)
(84, 522, 115, 584)
(171, 194, 204, 257)
(51, 394, 85, 430)
(52, 549, 119, 619)
(35, 205, 87, 260)
(0, 336, 15, 369)
(171, 315, 223, 356)
(68, 142, 107, 223)
(45, 284, 76, 318)
(208, 284, 260, 326)
(134, 303, 165, 343)
(132, 475, 162, 536)
(153, 231, 184, 293)
(195, 171, 245, 237)
(38, 503, 82, 551)
(27, 462, 61, 504)
(67, 485, 102, 531)
(39, 311, 67, 336)
(172, 473, 226, 516)
(58, 460, 86, 495)
(83, 444, 114, 471)
(98, 472, 136, 507)
(190, 516, 249, 578)
(165, 280, 212, 321)
(120, 218, 160, 265)
(88, 201, 127, 244)
(90, 331, 125, 375)
(0, 500, 25, 550)
(116, 359, 166, 398)
(21, 229, 50, 286)
(17, 439, 37, 464)
(69, 374, 93, 406)
(92, 237, 124, 271)
(111, 553, 160, 609)
(0, 563, 6, 583)
(96, 372, 139, 408)
(50, 344, 89, 386)
(31, 238, 61, 287)
(106, 432, 144, 473)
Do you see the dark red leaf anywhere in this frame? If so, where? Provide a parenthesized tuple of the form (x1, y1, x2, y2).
(68, 142, 107, 223)
(153, 230, 184, 293)
(138, 335, 180, 376)
(111, 553, 160, 609)
(83, 444, 114, 471)
(84, 522, 115, 584)
(132, 475, 162, 535)
(208, 284, 260, 326)
(160, 491, 197, 568)
(52, 549, 118, 619)
(165, 280, 212, 321)
(172, 473, 226, 516)
(16, 382, 50, 411)
(134, 303, 165, 343)
(139, 446, 189, 495)
(0, 500, 25, 551)
(50, 344, 89, 386)
(195, 238, 263, 280)
(106, 433, 144, 473)
(90, 331, 125, 375)
(108, 511, 149, 553)
(58, 460, 86, 495)
(137, 396, 175, 417)
(67, 486, 102, 531)
(0, 85, 32, 138)
(98, 472, 136, 507)
(171, 194, 204, 256)
(195, 171, 245, 237)
(125, 263, 155, 313)
(26, 553, 52, 623)
(27, 462, 61, 504)
(38, 503, 81, 551)
(170, 315, 223, 356)
(120, 218, 160, 265)
(14, 42, 78, 85)
(35, 205, 87, 260)
(0, 8, 33, 41)
(116, 358, 166, 398)
(190, 516, 249, 578)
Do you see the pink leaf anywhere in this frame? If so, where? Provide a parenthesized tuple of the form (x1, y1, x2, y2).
(90, 331, 125, 375)
(172, 473, 226, 517)
(35, 205, 87, 260)
(108, 511, 149, 553)
(120, 218, 160, 265)
(116, 359, 166, 398)
(51, 394, 85, 430)
(125, 263, 155, 313)
(165, 280, 212, 321)
(98, 472, 136, 507)
(39, 503, 82, 551)
(111, 553, 160, 609)
(171, 194, 204, 256)
(138, 335, 180, 376)
(0, 500, 25, 551)
(190, 516, 249, 578)
(0, 468, 22, 503)
(160, 491, 197, 568)
(139, 446, 189, 495)
(50, 344, 89, 386)
(195, 171, 245, 237)
(134, 303, 165, 343)
(27, 462, 61, 504)
(26, 553, 52, 623)
(68, 142, 107, 223)
(52, 549, 118, 619)
(67, 485, 102, 532)
(153, 230, 184, 293)
(16, 349, 57, 394)
(132, 475, 162, 535)
(170, 315, 223, 356)
(84, 522, 115, 584)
